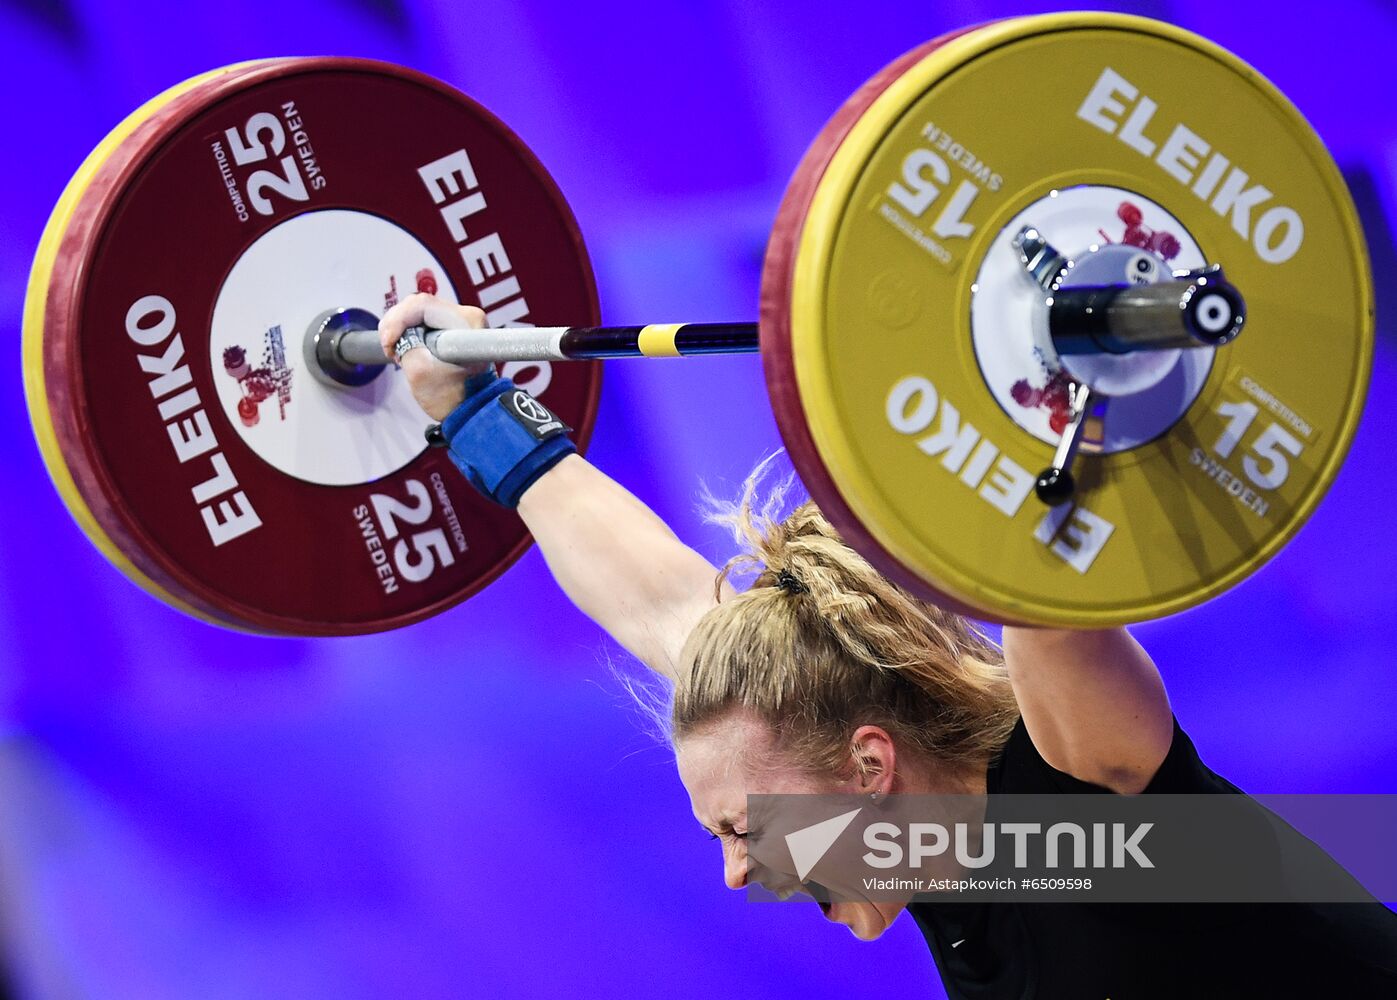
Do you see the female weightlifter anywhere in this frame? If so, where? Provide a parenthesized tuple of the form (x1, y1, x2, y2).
(381, 295, 1397, 998)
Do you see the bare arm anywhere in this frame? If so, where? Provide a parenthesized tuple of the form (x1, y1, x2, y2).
(518, 454, 729, 679)
(1001, 626, 1174, 794)
(379, 294, 724, 680)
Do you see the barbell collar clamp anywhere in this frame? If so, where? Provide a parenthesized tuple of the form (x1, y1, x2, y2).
(304, 307, 388, 389)
(1035, 386, 1109, 507)
(1047, 265, 1246, 356)
(1013, 226, 1071, 292)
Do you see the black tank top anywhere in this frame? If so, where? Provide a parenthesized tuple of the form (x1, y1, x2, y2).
(908, 718, 1397, 999)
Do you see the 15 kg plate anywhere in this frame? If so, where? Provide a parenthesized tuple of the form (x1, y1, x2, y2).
(763, 13, 1372, 626)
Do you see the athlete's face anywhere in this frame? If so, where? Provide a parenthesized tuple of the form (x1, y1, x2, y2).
(673, 707, 905, 941)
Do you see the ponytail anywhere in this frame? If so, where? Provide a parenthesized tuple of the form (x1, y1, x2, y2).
(673, 461, 1019, 774)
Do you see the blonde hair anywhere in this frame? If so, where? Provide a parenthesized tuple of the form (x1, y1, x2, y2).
(672, 466, 1019, 778)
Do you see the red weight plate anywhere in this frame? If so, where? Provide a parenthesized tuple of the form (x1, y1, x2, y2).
(759, 25, 996, 621)
(40, 58, 601, 635)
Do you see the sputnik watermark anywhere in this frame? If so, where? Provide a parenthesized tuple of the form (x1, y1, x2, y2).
(864, 820, 1153, 869)
(748, 793, 1397, 904)
(785, 809, 1151, 881)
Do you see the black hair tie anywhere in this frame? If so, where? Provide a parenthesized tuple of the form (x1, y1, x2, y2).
(775, 569, 808, 595)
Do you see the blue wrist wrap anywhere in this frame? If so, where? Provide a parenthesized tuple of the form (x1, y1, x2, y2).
(440, 374, 576, 508)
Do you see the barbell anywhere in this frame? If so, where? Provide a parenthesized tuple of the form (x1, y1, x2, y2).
(23, 12, 1372, 635)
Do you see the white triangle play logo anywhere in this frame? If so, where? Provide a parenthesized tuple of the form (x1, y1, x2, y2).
(785, 808, 863, 882)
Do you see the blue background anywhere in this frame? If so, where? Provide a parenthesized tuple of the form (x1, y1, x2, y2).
(0, 1, 1392, 997)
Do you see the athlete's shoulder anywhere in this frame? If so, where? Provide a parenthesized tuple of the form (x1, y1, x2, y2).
(989, 715, 1235, 796)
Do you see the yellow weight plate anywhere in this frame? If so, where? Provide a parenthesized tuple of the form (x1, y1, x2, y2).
(787, 13, 1371, 626)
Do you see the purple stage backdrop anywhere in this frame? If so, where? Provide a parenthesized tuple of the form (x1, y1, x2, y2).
(0, 2, 1393, 997)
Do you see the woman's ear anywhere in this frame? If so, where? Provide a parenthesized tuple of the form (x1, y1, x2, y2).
(849, 724, 897, 799)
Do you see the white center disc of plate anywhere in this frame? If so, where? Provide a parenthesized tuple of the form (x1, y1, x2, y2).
(209, 209, 456, 486)
(970, 186, 1213, 453)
